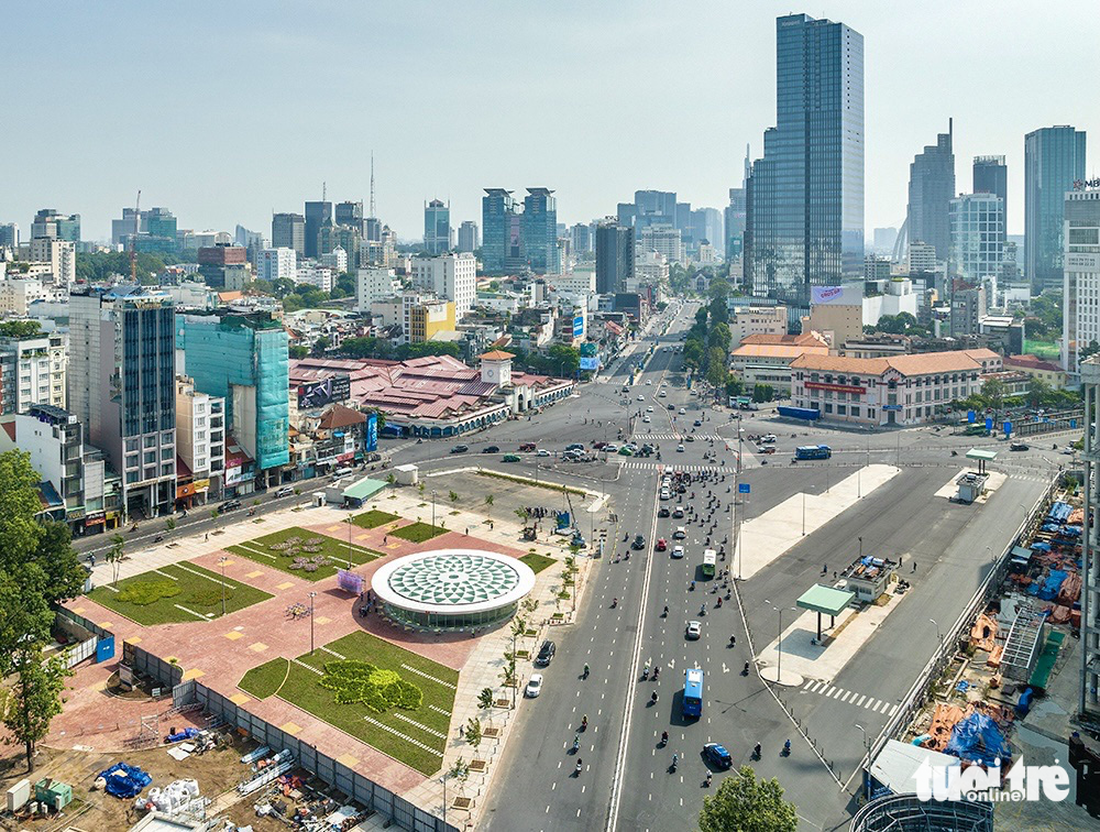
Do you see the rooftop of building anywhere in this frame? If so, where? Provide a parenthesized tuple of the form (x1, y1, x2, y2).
(791, 348, 1000, 377)
(740, 332, 828, 347)
(730, 343, 830, 360)
(1005, 354, 1063, 373)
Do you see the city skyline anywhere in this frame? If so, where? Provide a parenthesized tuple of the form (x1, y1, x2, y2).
(4, 1, 1098, 242)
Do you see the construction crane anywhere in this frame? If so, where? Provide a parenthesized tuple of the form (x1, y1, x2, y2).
(130, 189, 141, 284)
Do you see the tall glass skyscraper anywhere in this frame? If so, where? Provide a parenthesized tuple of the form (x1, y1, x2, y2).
(522, 188, 558, 274)
(1025, 125, 1087, 294)
(423, 199, 452, 255)
(482, 189, 518, 275)
(973, 156, 1007, 226)
(744, 13, 864, 323)
(906, 122, 955, 263)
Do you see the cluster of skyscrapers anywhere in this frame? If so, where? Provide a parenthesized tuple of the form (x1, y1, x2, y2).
(481, 188, 560, 275)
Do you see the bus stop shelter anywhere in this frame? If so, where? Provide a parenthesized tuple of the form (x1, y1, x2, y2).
(965, 448, 997, 475)
(797, 584, 856, 639)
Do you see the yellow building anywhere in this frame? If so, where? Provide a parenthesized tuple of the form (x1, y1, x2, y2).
(1003, 354, 1068, 390)
(403, 293, 455, 343)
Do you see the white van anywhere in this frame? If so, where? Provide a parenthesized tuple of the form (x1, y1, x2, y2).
(333, 466, 354, 477)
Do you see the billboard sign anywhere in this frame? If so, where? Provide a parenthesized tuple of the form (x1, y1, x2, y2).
(297, 373, 351, 409)
(573, 315, 585, 338)
(738, 483, 750, 494)
(579, 356, 600, 371)
(365, 412, 378, 452)
(811, 286, 845, 305)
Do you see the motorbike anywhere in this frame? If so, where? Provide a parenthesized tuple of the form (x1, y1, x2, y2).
(650, 690, 659, 703)
(661, 731, 669, 746)
(611, 598, 618, 608)
(783, 739, 791, 757)
(753, 743, 762, 760)
(572, 738, 580, 753)
(575, 760, 583, 775)
(671, 754, 678, 771)
(743, 661, 750, 675)
(153, 534, 164, 543)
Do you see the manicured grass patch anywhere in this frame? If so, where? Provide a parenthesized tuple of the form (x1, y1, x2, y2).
(390, 522, 446, 543)
(87, 563, 272, 625)
(226, 526, 381, 582)
(476, 468, 587, 495)
(519, 553, 556, 574)
(239, 657, 289, 699)
(351, 510, 400, 529)
(275, 630, 457, 775)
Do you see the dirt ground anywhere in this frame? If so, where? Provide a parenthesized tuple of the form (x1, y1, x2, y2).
(0, 731, 259, 831)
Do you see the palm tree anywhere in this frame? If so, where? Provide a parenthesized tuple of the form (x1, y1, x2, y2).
(106, 534, 125, 586)
(484, 494, 494, 524)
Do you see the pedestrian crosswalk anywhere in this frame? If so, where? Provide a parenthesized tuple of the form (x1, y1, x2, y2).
(635, 432, 724, 442)
(1009, 473, 1052, 484)
(801, 679, 898, 715)
(618, 460, 736, 473)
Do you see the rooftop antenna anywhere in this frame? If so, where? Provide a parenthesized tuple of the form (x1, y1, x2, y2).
(369, 152, 376, 218)
(322, 181, 326, 203)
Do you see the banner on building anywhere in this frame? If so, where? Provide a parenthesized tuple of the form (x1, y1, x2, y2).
(573, 315, 585, 338)
(579, 356, 600, 371)
(297, 373, 352, 408)
(365, 412, 378, 452)
(810, 286, 846, 305)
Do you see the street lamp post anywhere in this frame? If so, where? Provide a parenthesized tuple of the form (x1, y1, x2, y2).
(855, 723, 871, 800)
(765, 600, 785, 684)
(218, 556, 228, 616)
(309, 591, 317, 654)
(929, 617, 942, 647)
(858, 536, 863, 559)
(431, 489, 437, 529)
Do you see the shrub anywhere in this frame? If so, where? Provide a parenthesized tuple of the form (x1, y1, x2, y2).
(319, 660, 423, 714)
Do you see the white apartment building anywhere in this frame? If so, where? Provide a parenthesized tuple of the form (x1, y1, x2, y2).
(28, 237, 76, 286)
(175, 376, 225, 504)
(634, 250, 670, 287)
(638, 224, 684, 264)
(320, 246, 348, 273)
(0, 278, 48, 315)
(907, 241, 938, 273)
(0, 329, 67, 414)
(410, 253, 477, 319)
(1063, 188, 1100, 377)
(552, 268, 597, 295)
(730, 305, 787, 347)
(295, 265, 336, 293)
(358, 267, 399, 312)
(256, 247, 297, 283)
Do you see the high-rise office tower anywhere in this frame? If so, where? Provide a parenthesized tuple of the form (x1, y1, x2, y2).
(571, 223, 592, 256)
(1061, 187, 1100, 376)
(949, 193, 1005, 286)
(272, 213, 305, 256)
(725, 188, 747, 259)
(1025, 125, 1087, 294)
(31, 209, 81, 242)
(0, 223, 18, 249)
(632, 191, 677, 231)
(304, 200, 332, 258)
(335, 201, 364, 233)
(744, 13, 864, 321)
(523, 188, 558, 274)
(457, 221, 479, 253)
(423, 199, 452, 255)
(595, 221, 634, 294)
(482, 189, 519, 275)
(906, 121, 955, 263)
(973, 156, 1008, 226)
(69, 286, 177, 519)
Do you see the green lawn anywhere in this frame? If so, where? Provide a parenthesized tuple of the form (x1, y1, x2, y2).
(352, 510, 400, 529)
(239, 657, 289, 699)
(226, 526, 381, 581)
(390, 522, 447, 543)
(271, 630, 458, 775)
(87, 562, 272, 625)
(520, 553, 556, 574)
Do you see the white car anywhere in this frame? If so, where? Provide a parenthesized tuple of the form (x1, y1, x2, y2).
(646, 406, 654, 412)
(671, 545, 685, 559)
(673, 526, 686, 540)
(677, 443, 685, 452)
(646, 380, 653, 385)
(525, 673, 543, 698)
(536, 449, 551, 457)
(686, 620, 702, 640)
(678, 408, 687, 415)
(637, 395, 646, 402)
(659, 390, 667, 397)
(643, 415, 651, 423)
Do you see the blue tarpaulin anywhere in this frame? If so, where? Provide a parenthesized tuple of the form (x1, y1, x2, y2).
(1047, 501, 1072, 523)
(945, 713, 1011, 767)
(166, 727, 199, 743)
(98, 762, 152, 798)
(1030, 542, 1052, 552)
(1027, 569, 1068, 600)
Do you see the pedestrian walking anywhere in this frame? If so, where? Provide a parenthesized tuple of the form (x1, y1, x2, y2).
(912, 561, 917, 573)
(205, 533, 209, 542)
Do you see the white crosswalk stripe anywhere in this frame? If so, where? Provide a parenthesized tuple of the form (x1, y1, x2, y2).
(801, 681, 898, 715)
(635, 432, 724, 442)
(618, 460, 735, 473)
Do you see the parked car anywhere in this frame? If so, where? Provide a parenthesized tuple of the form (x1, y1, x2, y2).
(631, 534, 646, 550)
(686, 620, 702, 640)
(450, 444, 469, 454)
(482, 445, 500, 454)
(534, 640, 556, 667)
(273, 486, 294, 498)
(703, 742, 733, 769)
(334, 466, 354, 477)
(219, 499, 242, 512)
(525, 673, 543, 698)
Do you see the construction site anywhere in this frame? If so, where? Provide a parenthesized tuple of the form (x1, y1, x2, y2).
(867, 473, 1100, 825)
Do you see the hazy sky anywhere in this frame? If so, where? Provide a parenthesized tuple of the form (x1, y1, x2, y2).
(4, 0, 1097, 243)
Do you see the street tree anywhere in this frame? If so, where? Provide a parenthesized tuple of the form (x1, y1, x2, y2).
(0, 651, 72, 771)
(698, 766, 798, 832)
(478, 687, 495, 713)
(449, 490, 459, 504)
(464, 717, 483, 751)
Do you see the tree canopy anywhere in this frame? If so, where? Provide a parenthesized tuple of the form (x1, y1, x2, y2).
(698, 766, 798, 832)
(0, 320, 42, 338)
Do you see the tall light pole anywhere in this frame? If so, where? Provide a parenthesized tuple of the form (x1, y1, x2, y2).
(431, 489, 437, 529)
(309, 591, 318, 654)
(929, 617, 942, 647)
(855, 723, 871, 800)
(218, 556, 228, 616)
(765, 600, 786, 684)
(858, 536, 863, 560)
(345, 517, 353, 569)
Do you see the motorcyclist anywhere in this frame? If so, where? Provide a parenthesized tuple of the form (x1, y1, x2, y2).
(663, 605, 669, 616)
(581, 715, 588, 729)
(784, 739, 791, 755)
(662, 731, 669, 744)
(576, 759, 583, 774)
(651, 690, 658, 703)
(705, 772, 713, 786)
(743, 661, 750, 674)
(729, 634, 736, 647)
(573, 735, 580, 751)
(754, 743, 762, 758)
(583, 663, 590, 678)
(653, 666, 660, 680)
(612, 597, 618, 608)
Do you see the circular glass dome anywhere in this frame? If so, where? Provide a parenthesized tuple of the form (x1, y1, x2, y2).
(371, 549, 536, 631)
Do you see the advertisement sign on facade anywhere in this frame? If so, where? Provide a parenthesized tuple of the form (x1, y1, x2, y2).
(579, 356, 600, 371)
(810, 285, 861, 306)
(365, 412, 378, 452)
(297, 374, 352, 409)
(805, 381, 864, 395)
(573, 315, 585, 338)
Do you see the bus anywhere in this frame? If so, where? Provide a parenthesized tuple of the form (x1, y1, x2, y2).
(702, 549, 717, 578)
(795, 444, 832, 460)
(683, 668, 704, 718)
